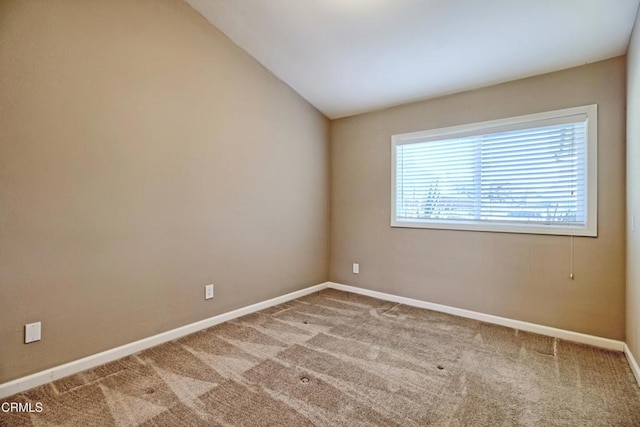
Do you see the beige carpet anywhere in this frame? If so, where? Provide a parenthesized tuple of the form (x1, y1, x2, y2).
(2, 289, 639, 426)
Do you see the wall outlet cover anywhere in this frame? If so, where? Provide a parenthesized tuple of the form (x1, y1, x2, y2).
(25, 322, 41, 344)
(205, 284, 214, 300)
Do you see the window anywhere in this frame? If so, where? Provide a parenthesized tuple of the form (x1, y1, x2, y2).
(391, 105, 597, 236)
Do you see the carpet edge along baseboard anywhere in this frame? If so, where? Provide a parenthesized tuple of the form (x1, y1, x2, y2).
(0, 281, 633, 399)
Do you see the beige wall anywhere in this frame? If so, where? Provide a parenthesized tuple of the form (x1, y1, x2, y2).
(628, 10, 640, 359)
(331, 58, 626, 340)
(0, 0, 329, 383)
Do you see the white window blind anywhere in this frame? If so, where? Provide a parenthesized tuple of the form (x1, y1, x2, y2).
(391, 105, 597, 236)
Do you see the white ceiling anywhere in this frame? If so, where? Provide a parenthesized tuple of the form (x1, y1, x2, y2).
(185, 0, 640, 119)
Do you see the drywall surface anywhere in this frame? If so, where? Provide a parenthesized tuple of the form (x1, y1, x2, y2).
(0, 0, 329, 383)
(628, 9, 640, 359)
(330, 58, 626, 340)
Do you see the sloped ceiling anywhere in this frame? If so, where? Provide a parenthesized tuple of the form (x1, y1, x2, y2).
(186, 0, 640, 119)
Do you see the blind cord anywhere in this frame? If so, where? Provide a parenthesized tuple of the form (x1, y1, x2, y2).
(569, 235, 574, 280)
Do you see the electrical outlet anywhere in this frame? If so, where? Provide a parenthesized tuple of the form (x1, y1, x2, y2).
(353, 263, 359, 274)
(205, 284, 214, 300)
(25, 322, 41, 344)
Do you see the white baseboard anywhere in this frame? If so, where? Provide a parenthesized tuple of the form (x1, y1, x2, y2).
(624, 344, 640, 386)
(1, 280, 631, 399)
(327, 282, 625, 352)
(0, 282, 330, 400)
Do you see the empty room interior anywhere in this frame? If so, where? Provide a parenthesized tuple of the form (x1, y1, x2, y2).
(2, 0, 640, 425)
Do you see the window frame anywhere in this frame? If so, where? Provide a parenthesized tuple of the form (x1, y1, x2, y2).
(390, 104, 598, 237)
